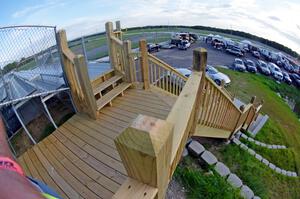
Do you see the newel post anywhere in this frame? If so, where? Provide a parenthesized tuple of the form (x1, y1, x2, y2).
(105, 22, 118, 70)
(114, 115, 173, 199)
(191, 48, 207, 134)
(123, 40, 136, 83)
(139, 40, 150, 90)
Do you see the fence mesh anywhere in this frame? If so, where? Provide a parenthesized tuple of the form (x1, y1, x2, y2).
(0, 26, 66, 104)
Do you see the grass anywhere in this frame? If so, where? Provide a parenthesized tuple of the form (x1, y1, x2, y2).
(214, 68, 300, 198)
(174, 157, 242, 199)
(240, 136, 296, 171)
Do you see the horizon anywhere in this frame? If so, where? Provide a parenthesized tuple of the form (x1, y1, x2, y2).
(1, 0, 300, 54)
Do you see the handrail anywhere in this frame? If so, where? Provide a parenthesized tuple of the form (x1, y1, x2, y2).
(167, 71, 202, 175)
(148, 54, 188, 81)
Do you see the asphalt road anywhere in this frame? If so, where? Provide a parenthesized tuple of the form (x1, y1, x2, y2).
(153, 40, 260, 69)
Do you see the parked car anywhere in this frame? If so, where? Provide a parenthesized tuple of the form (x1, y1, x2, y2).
(175, 68, 191, 78)
(290, 73, 300, 88)
(178, 40, 190, 50)
(160, 43, 177, 49)
(268, 62, 283, 81)
(226, 46, 244, 57)
(233, 58, 246, 72)
(252, 51, 260, 59)
(244, 59, 257, 73)
(206, 65, 231, 86)
(256, 60, 271, 76)
(147, 43, 160, 53)
(282, 71, 292, 85)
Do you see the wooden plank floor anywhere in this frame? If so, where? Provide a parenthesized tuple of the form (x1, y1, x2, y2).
(17, 88, 175, 199)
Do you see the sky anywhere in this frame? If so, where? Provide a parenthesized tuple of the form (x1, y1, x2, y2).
(1, 0, 300, 55)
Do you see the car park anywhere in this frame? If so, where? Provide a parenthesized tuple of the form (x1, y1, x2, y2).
(290, 73, 300, 88)
(147, 43, 160, 53)
(233, 58, 246, 72)
(244, 59, 257, 73)
(268, 62, 283, 81)
(256, 60, 271, 76)
(206, 65, 231, 86)
(226, 46, 244, 57)
(282, 71, 292, 85)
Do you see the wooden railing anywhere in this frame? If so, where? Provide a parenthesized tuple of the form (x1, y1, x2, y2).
(113, 48, 205, 199)
(139, 40, 188, 95)
(57, 30, 97, 119)
(105, 22, 136, 83)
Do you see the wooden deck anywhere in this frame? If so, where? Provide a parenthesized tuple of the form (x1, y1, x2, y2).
(17, 88, 176, 199)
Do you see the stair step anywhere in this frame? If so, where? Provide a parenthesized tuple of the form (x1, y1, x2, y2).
(194, 124, 231, 139)
(93, 74, 123, 95)
(96, 82, 131, 110)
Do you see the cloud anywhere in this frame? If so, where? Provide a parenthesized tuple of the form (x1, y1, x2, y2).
(269, 16, 280, 21)
(297, 25, 300, 31)
(12, 0, 62, 18)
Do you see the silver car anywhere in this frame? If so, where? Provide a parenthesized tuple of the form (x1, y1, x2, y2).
(206, 65, 231, 86)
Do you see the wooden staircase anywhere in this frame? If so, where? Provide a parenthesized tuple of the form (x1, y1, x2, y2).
(93, 70, 131, 110)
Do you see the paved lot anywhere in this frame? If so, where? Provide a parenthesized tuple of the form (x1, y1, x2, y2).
(153, 41, 260, 69)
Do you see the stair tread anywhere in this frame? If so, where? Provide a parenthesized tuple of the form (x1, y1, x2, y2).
(96, 82, 131, 110)
(93, 74, 123, 95)
(194, 124, 231, 139)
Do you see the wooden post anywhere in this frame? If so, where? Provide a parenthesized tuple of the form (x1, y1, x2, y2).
(74, 55, 98, 119)
(139, 40, 150, 90)
(221, 79, 225, 88)
(114, 115, 173, 199)
(123, 40, 136, 83)
(115, 21, 123, 40)
(191, 48, 207, 134)
(250, 96, 256, 104)
(105, 22, 118, 70)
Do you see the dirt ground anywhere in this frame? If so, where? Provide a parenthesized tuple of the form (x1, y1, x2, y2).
(166, 178, 187, 199)
(10, 93, 74, 157)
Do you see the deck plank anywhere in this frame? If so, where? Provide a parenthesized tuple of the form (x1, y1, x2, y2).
(17, 88, 175, 198)
(27, 148, 68, 199)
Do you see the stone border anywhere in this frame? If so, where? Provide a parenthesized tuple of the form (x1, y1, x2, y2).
(187, 140, 261, 199)
(232, 138, 298, 177)
(236, 132, 287, 149)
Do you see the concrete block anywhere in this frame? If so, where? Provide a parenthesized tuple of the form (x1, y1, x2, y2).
(267, 145, 273, 149)
(260, 143, 267, 147)
(275, 167, 282, 174)
(214, 162, 230, 177)
(254, 140, 261, 145)
(253, 196, 261, 199)
(241, 134, 248, 139)
(227, 173, 243, 188)
(281, 170, 287, 176)
(182, 148, 189, 157)
(240, 185, 254, 199)
(286, 171, 292, 176)
(236, 131, 242, 137)
(255, 154, 263, 161)
(269, 163, 276, 170)
(247, 137, 254, 142)
(272, 145, 278, 149)
(201, 151, 218, 165)
(240, 143, 249, 150)
(188, 141, 205, 157)
(261, 158, 269, 166)
(291, 172, 297, 177)
(232, 138, 241, 146)
(247, 148, 256, 156)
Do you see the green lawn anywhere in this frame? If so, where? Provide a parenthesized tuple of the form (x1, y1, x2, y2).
(214, 68, 300, 198)
(174, 157, 242, 199)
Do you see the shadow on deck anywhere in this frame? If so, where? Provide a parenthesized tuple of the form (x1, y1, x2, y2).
(17, 88, 176, 199)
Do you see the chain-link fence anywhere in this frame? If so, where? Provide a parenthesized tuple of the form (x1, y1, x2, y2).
(0, 25, 66, 105)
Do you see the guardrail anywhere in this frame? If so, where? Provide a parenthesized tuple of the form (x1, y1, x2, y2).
(57, 30, 97, 119)
(113, 48, 205, 199)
